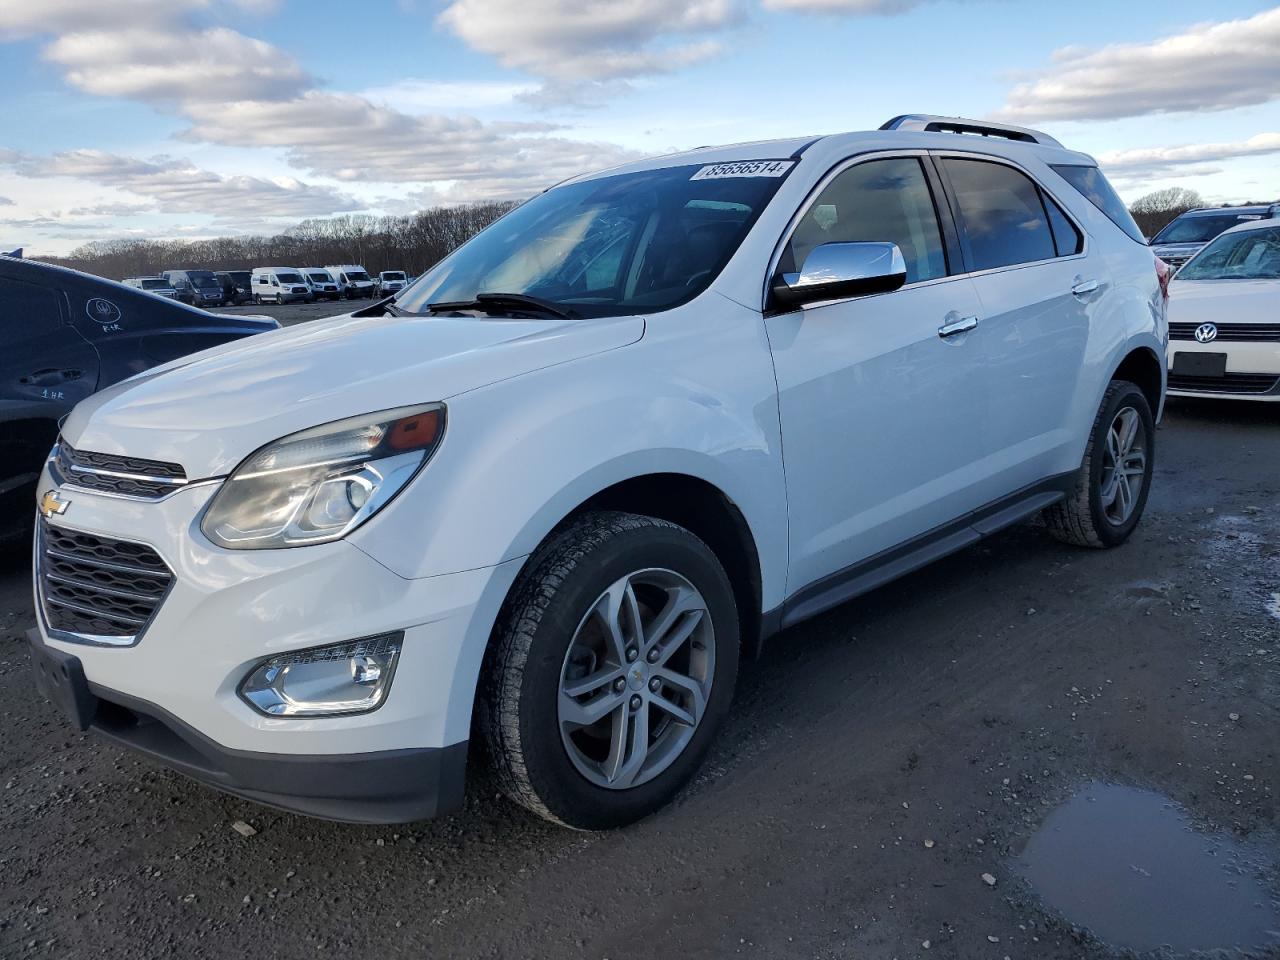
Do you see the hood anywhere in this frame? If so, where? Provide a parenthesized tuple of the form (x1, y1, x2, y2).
(64, 310, 644, 477)
(1169, 278, 1280, 324)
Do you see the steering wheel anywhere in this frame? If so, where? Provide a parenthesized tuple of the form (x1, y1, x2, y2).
(685, 268, 713, 289)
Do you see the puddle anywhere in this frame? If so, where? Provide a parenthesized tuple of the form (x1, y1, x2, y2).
(1016, 783, 1280, 954)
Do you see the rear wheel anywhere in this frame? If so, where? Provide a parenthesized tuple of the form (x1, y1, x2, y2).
(480, 511, 739, 829)
(1044, 380, 1154, 548)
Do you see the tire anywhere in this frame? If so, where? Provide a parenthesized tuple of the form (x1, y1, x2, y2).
(254, 294, 262, 305)
(479, 511, 739, 830)
(1044, 380, 1154, 548)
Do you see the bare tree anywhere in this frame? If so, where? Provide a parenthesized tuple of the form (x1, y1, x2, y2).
(38, 200, 521, 280)
(1129, 187, 1204, 238)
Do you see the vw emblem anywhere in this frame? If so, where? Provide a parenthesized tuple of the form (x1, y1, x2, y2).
(1194, 322, 1218, 344)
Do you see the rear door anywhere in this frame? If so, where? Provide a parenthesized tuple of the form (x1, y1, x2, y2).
(935, 154, 1097, 491)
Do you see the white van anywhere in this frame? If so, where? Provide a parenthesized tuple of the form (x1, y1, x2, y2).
(251, 267, 311, 304)
(300, 267, 341, 301)
(325, 263, 375, 299)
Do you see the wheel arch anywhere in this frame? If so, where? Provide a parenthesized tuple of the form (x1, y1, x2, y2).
(1111, 344, 1165, 421)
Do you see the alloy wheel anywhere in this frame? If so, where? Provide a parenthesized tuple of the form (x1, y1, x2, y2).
(1099, 406, 1146, 525)
(558, 568, 714, 790)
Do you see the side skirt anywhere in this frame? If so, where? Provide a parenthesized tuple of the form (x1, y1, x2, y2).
(761, 473, 1074, 637)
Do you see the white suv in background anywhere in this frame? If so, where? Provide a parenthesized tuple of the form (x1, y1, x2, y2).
(29, 116, 1166, 829)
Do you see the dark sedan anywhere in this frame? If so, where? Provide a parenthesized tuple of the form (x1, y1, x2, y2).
(1, 256, 278, 551)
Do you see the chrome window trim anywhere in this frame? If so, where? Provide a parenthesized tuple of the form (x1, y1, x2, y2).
(34, 519, 176, 649)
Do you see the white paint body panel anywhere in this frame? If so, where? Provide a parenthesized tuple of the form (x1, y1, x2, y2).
(36, 128, 1164, 764)
(1167, 277, 1280, 400)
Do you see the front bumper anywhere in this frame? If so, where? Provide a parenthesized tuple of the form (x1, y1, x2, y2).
(29, 471, 523, 819)
(29, 629, 467, 822)
(1167, 338, 1280, 400)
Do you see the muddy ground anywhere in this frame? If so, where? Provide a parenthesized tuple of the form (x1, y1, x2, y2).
(1, 395, 1277, 959)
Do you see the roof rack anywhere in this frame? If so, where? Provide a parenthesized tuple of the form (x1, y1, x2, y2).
(879, 115, 1062, 149)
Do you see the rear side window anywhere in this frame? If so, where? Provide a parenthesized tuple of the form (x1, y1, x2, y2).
(1051, 164, 1145, 244)
(942, 158, 1055, 271)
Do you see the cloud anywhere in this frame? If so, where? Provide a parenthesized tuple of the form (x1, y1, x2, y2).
(1098, 133, 1280, 181)
(994, 8, 1280, 123)
(68, 201, 158, 217)
(0, 0, 206, 39)
(0, 195, 13, 206)
(763, 0, 945, 10)
(438, 0, 744, 101)
(0, 150, 363, 220)
(179, 91, 640, 197)
(45, 27, 311, 104)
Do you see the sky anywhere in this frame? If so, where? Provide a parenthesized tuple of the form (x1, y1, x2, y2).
(1, 0, 1278, 255)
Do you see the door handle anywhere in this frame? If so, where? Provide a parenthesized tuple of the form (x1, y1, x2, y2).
(1071, 278, 1100, 297)
(938, 315, 979, 338)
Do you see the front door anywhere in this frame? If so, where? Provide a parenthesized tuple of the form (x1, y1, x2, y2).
(765, 155, 993, 594)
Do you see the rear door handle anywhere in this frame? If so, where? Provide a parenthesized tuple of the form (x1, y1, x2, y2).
(1071, 278, 1100, 297)
(938, 316, 979, 338)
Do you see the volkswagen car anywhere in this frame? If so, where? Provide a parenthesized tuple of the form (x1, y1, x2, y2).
(1166, 218, 1280, 400)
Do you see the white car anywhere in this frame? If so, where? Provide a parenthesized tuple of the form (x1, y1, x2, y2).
(1166, 218, 1280, 400)
(122, 276, 179, 300)
(28, 115, 1165, 829)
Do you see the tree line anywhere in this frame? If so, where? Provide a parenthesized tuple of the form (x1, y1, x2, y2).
(39, 201, 520, 280)
(33, 186, 1279, 282)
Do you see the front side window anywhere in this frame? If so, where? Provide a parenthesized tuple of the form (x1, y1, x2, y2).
(780, 157, 947, 284)
(1178, 227, 1280, 281)
(396, 162, 790, 318)
(943, 158, 1056, 271)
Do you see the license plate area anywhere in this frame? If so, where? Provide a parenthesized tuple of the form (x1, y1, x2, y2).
(1172, 352, 1227, 378)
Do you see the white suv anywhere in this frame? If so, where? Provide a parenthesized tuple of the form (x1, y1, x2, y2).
(28, 116, 1166, 829)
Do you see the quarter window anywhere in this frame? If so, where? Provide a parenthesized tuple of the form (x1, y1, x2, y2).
(942, 158, 1056, 271)
(781, 157, 947, 284)
(1044, 194, 1083, 257)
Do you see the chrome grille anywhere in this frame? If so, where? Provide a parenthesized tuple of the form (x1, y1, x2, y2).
(1170, 322, 1280, 342)
(55, 442, 186, 499)
(38, 522, 173, 643)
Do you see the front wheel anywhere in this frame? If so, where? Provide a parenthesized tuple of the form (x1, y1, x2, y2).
(1044, 380, 1154, 548)
(480, 511, 739, 830)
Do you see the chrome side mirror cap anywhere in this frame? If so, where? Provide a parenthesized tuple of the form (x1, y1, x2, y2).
(772, 241, 907, 309)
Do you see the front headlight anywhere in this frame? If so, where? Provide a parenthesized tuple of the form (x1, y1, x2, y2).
(201, 403, 444, 550)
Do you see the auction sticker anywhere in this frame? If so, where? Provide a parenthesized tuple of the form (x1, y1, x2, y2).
(691, 160, 794, 180)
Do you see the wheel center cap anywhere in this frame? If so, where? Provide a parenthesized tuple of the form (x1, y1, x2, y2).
(627, 662, 648, 691)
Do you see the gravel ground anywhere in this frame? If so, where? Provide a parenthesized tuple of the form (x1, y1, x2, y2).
(1, 387, 1277, 959)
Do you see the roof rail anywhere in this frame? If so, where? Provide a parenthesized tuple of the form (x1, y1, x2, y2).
(879, 115, 1062, 149)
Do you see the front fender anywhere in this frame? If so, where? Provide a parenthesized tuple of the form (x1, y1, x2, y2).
(349, 309, 788, 610)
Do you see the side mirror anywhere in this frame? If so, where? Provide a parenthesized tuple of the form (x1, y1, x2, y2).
(771, 242, 907, 310)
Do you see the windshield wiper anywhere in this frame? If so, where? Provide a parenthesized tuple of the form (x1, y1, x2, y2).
(426, 292, 578, 320)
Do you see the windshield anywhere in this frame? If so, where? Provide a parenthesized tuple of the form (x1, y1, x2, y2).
(308, 272, 330, 282)
(140, 278, 169, 290)
(1178, 226, 1280, 281)
(396, 162, 791, 318)
(1154, 213, 1261, 245)
(276, 272, 303, 283)
(347, 270, 371, 283)
(192, 275, 219, 288)
(383, 272, 406, 281)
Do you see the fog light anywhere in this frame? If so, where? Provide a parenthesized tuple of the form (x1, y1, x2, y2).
(239, 632, 403, 718)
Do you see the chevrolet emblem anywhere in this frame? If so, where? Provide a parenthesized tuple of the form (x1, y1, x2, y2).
(39, 489, 69, 520)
